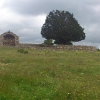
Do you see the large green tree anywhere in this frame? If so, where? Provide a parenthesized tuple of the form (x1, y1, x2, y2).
(41, 10, 85, 45)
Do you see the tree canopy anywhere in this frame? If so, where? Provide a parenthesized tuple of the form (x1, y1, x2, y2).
(41, 10, 85, 45)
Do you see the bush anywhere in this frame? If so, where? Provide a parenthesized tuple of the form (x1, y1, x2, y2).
(18, 48, 28, 54)
(97, 49, 100, 51)
(18, 48, 24, 53)
(24, 50, 28, 54)
(43, 39, 53, 45)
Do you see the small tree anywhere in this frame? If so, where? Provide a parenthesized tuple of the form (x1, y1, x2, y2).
(43, 39, 53, 45)
(41, 10, 85, 45)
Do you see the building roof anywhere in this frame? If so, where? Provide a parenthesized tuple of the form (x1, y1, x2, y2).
(1, 30, 18, 38)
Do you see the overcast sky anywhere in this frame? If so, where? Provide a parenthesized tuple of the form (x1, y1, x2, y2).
(0, 0, 100, 48)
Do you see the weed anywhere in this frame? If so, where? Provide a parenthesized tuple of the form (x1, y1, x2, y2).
(17, 48, 28, 54)
(23, 50, 28, 54)
(2, 58, 16, 63)
(18, 48, 24, 53)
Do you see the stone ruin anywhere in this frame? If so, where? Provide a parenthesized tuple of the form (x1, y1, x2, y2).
(0, 31, 19, 46)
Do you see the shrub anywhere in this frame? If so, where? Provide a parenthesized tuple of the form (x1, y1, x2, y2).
(43, 39, 53, 45)
(24, 50, 28, 54)
(18, 48, 24, 53)
(18, 48, 28, 54)
(97, 49, 100, 51)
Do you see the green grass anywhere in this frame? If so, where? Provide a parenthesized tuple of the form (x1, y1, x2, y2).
(0, 47, 100, 100)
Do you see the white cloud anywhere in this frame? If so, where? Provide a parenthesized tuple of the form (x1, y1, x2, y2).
(0, 8, 22, 24)
(0, 0, 7, 8)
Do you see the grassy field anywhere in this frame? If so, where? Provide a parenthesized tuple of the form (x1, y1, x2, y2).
(0, 47, 100, 100)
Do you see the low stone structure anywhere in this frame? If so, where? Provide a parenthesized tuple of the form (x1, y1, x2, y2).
(0, 31, 19, 46)
(18, 43, 97, 51)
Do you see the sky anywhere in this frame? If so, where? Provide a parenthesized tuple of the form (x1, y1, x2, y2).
(0, 0, 100, 48)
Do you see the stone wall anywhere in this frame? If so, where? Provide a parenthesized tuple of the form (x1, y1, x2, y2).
(18, 43, 97, 51)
